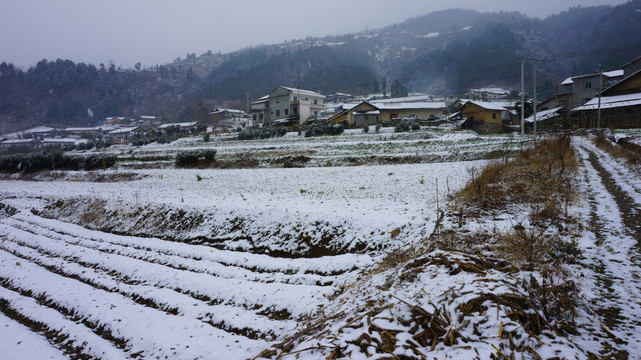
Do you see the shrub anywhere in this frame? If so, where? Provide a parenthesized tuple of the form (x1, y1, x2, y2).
(304, 123, 344, 137)
(411, 122, 420, 131)
(238, 127, 287, 140)
(362, 125, 369, 133)
(84, 154, 117, 171)
(394, 121, 410, 133)
(0, 150, 115, 173)
(175, 149, 217, 168)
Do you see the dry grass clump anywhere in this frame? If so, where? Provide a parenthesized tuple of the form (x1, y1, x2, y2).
(593, 132, 641, 169)
(457, 133, 578, 216)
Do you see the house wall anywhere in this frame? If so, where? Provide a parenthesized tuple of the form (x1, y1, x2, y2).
(345, 103, 379, 127)
(268, 87, 325, 125)
(574, 105, 641, 129)
(379, 108, 446, 122)
(461, 103, 502, 123)
(604, 74, 641, 96)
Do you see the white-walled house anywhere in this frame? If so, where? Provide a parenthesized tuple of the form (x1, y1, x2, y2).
(251, 86, 326, 127)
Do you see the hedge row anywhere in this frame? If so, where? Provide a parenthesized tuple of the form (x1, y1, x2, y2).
(394, 120, 420, 133)
(238, 127, 287, 140)
(0, 151, 116, 173)
(175, 149, 217, 168)
(304, 124, 344, 137)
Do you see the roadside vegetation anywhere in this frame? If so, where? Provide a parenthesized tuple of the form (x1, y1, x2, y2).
(593, 131, 641, 170)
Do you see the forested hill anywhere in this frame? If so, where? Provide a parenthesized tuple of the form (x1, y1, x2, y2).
(2, 1, 641, 133)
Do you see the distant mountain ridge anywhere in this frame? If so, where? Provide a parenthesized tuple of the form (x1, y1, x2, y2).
(1, 1, 641, 132)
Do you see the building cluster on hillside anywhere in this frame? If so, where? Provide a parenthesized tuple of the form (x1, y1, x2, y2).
(2, 55, 640, 150)
(0, 116, 202, 150)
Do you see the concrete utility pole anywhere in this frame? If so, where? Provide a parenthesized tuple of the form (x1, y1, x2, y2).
(533, 62, 537, 136)
(597, 65, 603, 129)
(246, 93, 250, 128)
(520, 59, 525, 136)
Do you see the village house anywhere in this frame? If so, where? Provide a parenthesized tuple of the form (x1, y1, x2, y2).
(0, 138, 40, 151)
(13, 126, 59, 140)
(64, 126, 102, 138)
(252, 86, 326, 127)
(572, 68, 641, 129)
(560, 69, 624, 110)
(250, 95, 270, 127)
(42, 138, 80, 148)
(109, 127, 140, 143)
(467, 87, 511, 101)
(458, 101, 512, 133)
(328, 101, 448, 128)
(209, 108, 248, 130)
(103, 116, 128, 126)
(158, 122, 198, 133)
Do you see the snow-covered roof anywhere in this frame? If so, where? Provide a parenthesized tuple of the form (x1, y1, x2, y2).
(252, 95, 269, 103)
(465, 101, 509, 111)
(24, 126, 56, 134)
(99, 125, 119, 132)
(158, 122, 197, 129)
(43, 138, 77, 144)
(0, 138, 37, 145)
(524, 107, 562, 123)
(109, 127, 139, 134)
(370, 94, 432, 104)
(573, 92, 641, 111)
(470, 87, 509, 95)
(603, 69, 624, 78)
(65, 127, 101, 132)
(561, 77, 574, 85)
(562, 69, 624, 86)
(210, 108, 246, 115)
(375, 102, 447, 110)
(281, 86, 325, 98)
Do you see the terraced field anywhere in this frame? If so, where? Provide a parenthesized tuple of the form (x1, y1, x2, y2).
(0, 211, 370, 359)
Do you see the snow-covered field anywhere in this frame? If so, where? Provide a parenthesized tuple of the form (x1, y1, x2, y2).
(1, 130, 640, 359)
(0, 130, 499, 359)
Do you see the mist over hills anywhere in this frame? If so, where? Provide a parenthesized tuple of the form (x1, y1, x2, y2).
(1, 1, 641, 133)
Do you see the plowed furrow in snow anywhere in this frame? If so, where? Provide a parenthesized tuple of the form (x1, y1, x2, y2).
(6, 218, 333, 287)
(0, 249, 267, 360)
(0, 236, 294, 339)
(0, 223, 332, 319)
(576, 144, 641, 357)
(0, 286, 127, 360)
(8, 212, 369, 278)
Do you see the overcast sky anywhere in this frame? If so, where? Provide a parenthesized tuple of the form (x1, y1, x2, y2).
(1, 0, 628, 69)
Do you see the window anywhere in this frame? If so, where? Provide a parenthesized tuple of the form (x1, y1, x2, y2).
(314, 111, 318, 117)
(276, 109, 280, 116)
(492, 112, 496, 119)
(390, 113, 398, 120)
(284, 108, 289, 115)
(314, 99, 318, 104)
(276, 98, 280, 104)
(586, 81, 592, 89)
(559, 100, 568, 107)
(253, 114, 256, 121)
(259, 113, 264, 120)
(293, 96, 297, 101)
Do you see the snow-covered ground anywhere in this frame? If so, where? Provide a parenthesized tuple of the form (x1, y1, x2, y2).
(1, 132, 640, 359)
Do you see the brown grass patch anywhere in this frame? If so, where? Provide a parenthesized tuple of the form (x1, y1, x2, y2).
(456, 133, 578, 218)
(594, 132, 641, 169)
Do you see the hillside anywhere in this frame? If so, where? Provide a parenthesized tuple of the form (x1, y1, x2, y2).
(2, 1, 641, 133)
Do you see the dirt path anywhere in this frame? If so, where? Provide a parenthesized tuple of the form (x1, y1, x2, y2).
(575, 137, 641, 359)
